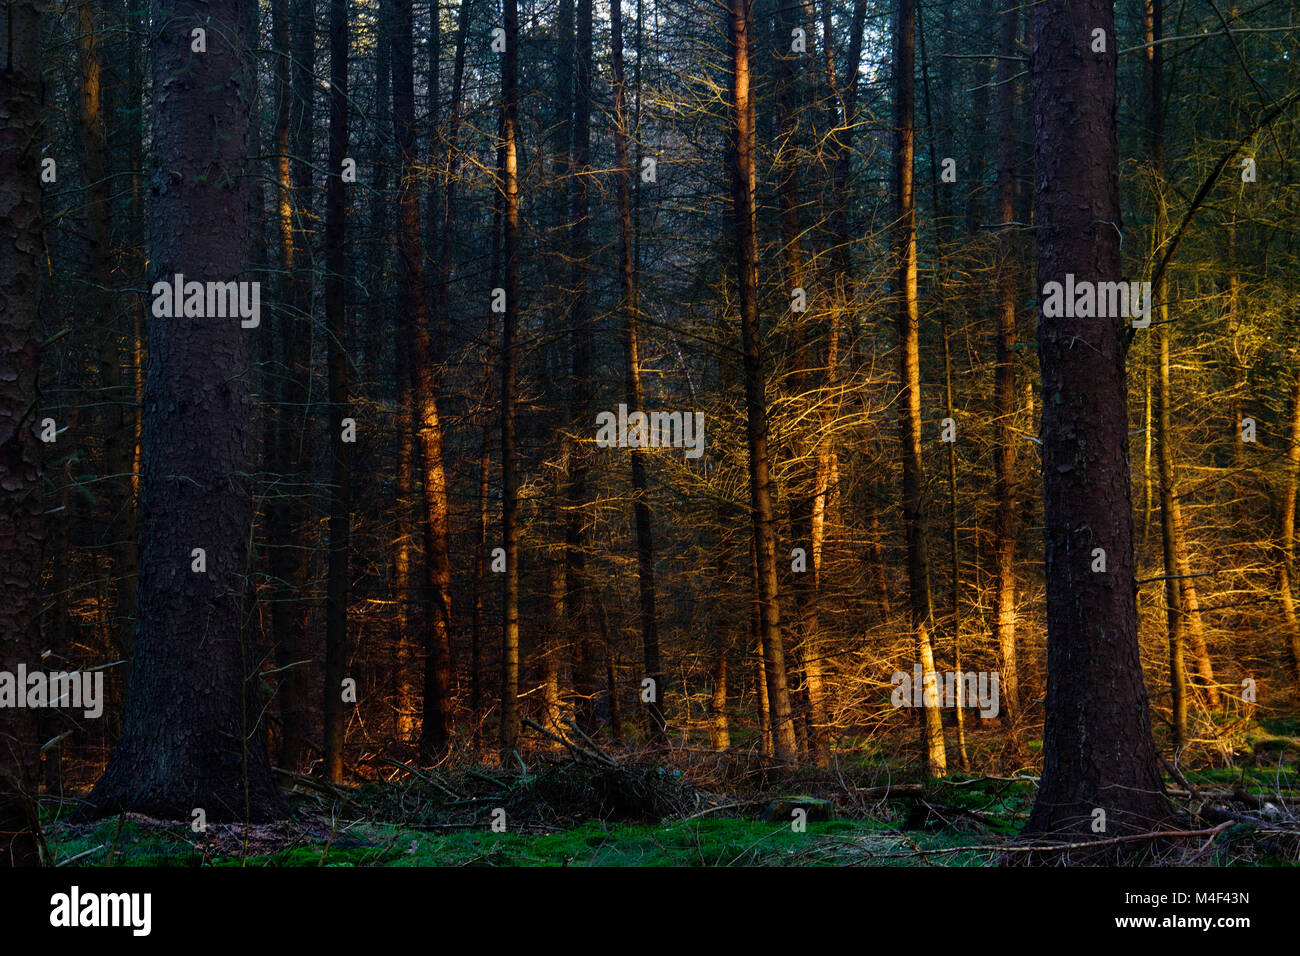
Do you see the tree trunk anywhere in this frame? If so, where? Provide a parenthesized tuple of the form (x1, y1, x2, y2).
(266, 0, 310, 772)
(78, 1, 138, 684)
(729, 0, 796, 761)
(436, 0, 473, 371)
(85, 0, 286, 821)
(322, 0, 351, 785)
(390, 0, 455, 763)
(1025, 0, 1168, 838)
(1279, 363, 1300, 678)
(1148, 0, 1218, 750)
(711, 652, 730, 750)
(942, 331, 969, 771)
(992, 0, 1020, 733)
(962, 0, 994, 235)
(894, 0, 945, 778)
(612, 0, 664, 744)
(777, 0, 828, 768)
(499, 0, 522, 763)
(0, 0, 48, 864)
(565, 0, 599, 737)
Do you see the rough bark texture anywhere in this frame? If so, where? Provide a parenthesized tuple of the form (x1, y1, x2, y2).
(0, 0, 48, 865)
(1025, 0, 1169, 838)
(84, 0, 287, 822)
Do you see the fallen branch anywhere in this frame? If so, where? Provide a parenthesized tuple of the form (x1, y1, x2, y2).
(562, 719, 620, 767)
(56, 844, 106, 867)
(273, 767, 364, 810)
(854, 784, 926, 799)
(679, 800, 771, 822)
(380, 758, 461, 799)
(521, 717, 614, 767)
(876, 822, 1236, 859)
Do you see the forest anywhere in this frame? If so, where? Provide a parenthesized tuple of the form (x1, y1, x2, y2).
(1, 0, 1299, 876)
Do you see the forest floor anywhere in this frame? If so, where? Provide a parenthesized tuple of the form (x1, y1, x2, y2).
(38, 717, 1300, 867)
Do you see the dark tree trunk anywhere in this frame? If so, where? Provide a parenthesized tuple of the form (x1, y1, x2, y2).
(963, 0, 994, 235)
(78, 1, 138, 685)
(85, 0, 287, 821)
(499, 0, 522, 762)
(1279, 363, 1300, 678)
(322, 0, 351, 785)
(389, 0, 455, 763)
(437, 0, 473, 368)
(565, 0, 599, 736)
(0, 0, 48, 864)
(266, 0, 310, 772)
(1025, 0, 1169, 839)
(612, 0, 664, 744)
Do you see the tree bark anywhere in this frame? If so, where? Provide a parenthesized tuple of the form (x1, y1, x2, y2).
(894, 0, 946, 778)
(730, 0, 796, 761)
(390, 0, 455, 763)
(0, 0, 48, 863)
(778, 0, 828, 768)
(992, 0, 1020, 732)
(266, 0, 310, 772)
(85, 0, 287, 821)
(1025, 0, 1168, 838)
(1279, 363, 1300, 678)
(612, 0, 664, 744)
(499, 0, 522, 762)
(565, 0, 600, 736)
(322, 0, 351, 785)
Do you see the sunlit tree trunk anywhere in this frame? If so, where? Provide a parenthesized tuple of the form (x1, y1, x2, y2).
(777, 0, 828, 767)
(499, 0, 522, 763)
(389, 0, 455, 763)
(730, 0, 796, 760)
(992, 0, 1020, 733)
(894, 0, 945, 778)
